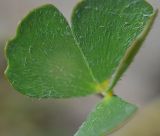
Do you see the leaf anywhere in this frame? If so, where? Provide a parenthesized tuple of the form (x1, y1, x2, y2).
(5, 4, 98, 98)
(72, 0, 156, 92)
(5, 1, 156, 98)
(74, 95, 137, 136)
(4, 2, 156, 135)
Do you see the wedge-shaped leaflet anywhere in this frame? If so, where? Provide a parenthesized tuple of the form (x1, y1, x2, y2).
(72, 0, 156, 91)
(5, 5, 98, 98)
(74, 95, 137, 136)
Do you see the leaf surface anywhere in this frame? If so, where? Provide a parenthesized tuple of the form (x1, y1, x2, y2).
(74, 95, 137, 136)
(5, 5, 98, 98)
(5, 0, 156, 98)
(72, 0, 156, 91)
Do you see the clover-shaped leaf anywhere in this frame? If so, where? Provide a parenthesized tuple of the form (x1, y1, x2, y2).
(74, 95, 137, 136)
(5, 1, 156, 98)
(72, 0, 156, 92)
(5, 5, 98, 98)
(5, 0, 157, 136)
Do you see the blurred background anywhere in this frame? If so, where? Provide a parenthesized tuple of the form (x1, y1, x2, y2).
(0, 0, 160, 136)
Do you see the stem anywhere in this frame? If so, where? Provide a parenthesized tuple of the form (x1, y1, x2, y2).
(97, 91, 114, 99)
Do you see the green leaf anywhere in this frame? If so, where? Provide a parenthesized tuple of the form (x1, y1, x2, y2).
(5, 4, 98, 98)
(4, 1, 156, 135)
(74, 95, 137, 136)
(72, 0, 156, 91)
(5, 1, 156, 98)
